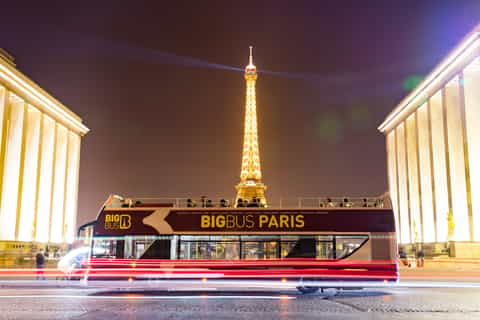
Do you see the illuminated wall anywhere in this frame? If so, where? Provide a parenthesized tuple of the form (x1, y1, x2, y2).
(36, 116, 55, 242)
(0, 96, 25, 240)
(395, 123, 410, 244)
(463, 58, 480, 241)
(0, 54, 88, 244)
(17, 105, 41, 241)
(379, 24, 480, 245)
(429, 91, 449, 242)
(406, 114, 422, 243)
(444, 78, 469, 241)
(416, 103, 435, 243)
(386, 131, 399, 242)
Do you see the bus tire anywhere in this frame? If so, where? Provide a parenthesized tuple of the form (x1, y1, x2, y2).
(296, 286, 319, 294)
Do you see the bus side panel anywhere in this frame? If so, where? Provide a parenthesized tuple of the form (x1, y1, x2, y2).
(344, 237, 371, 262)
(370, 232, 396, 262)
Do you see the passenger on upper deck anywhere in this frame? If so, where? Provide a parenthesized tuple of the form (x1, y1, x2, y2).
(187, 199, 196, 207)
(220, 199, 229, 207)
(326, 198, 335, 207)
(236, 198, 245, 207)
(362, 198, 369, 207)
(339, 198, 353, 207)
(247, 197, 260, 207)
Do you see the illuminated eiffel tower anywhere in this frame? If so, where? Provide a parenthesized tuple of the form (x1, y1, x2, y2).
(235, 46, 267, 207)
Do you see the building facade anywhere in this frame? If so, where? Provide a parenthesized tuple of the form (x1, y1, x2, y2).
(235, 47, 267, 206)
(379, 25, 480, 257)
(0, 49, 89, 257)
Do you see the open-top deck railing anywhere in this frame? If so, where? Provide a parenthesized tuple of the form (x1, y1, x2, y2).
(104, 194, 392, 209)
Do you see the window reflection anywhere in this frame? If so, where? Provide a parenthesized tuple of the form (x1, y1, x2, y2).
(242, 241, 278, 259)
(180, 241, 239, 259)
(335, 236, 368, 259)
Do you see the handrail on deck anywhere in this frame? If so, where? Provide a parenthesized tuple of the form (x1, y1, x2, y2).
(104, 194, 392, 209)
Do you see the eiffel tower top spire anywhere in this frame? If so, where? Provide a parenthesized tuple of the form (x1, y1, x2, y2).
(248, 46, 254, 67)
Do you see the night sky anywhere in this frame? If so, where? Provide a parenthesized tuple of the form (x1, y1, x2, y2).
(1, 1, 480, 225)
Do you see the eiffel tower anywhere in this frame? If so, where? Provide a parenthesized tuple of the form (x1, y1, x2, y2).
(235, 47, 267, 207)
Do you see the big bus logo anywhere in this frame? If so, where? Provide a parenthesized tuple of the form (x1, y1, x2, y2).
(104, 214, 132, 230)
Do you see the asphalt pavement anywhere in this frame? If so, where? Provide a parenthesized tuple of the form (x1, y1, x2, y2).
(0, 280, 480, 320)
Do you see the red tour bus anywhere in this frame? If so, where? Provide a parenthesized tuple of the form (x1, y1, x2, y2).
(76, 195, 398, 294)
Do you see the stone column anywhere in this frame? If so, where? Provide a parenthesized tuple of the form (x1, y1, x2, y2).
(0, 95, 25, 240)
(417, 103, 436, 243)
(0, 86, 7, 205)
(396, 122, 411, 244)
(429, 91, 450, 242)
(406, 114, 422, 243)
(35, 115, 56, 242)
(50, 124, 68, 243)
(17, 105, 42, 241)
(462, 58, 480, 241)
(64, 132, 81, 243)
(444, 77, 470, 241)
(386, 130, 400, 243)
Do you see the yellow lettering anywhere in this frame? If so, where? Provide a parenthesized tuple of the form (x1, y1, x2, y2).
(216, 215, 226, 228)
(295, 215, 304, 228)
(235, 215, 245, 228)
(201, 215, 210, 228)
(226, 215, 235, 228)
(279, 215, 289, 228)
(268, 215, 279, 228)
(246, 215, 254, 228)
(120, 215, 131, 229)
(259, 215, 268, 227)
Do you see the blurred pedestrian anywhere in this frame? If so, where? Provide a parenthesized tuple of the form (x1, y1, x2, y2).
(417, 248, 425, 268)
(399, 249, 409, 267)
(35, 249, 46, 280)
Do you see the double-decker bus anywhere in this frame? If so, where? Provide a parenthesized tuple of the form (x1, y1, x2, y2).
(73, 195, 398, 293)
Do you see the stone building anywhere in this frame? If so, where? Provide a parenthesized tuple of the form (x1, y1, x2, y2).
(379, 25, 480, 257)
(0, 49, 88, 260)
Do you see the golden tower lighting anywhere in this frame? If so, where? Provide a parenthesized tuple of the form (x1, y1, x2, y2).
(235, 46, 267, 207)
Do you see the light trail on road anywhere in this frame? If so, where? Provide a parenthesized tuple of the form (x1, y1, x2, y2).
(0, 294, 296, 300)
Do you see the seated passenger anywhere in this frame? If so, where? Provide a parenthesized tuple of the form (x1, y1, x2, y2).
(247, 197, 259, 207)
(342, 198, 352, 207)
(206, 199, 213, 207)
(237, 198, 245, 207)
(186, 198, 196, 207)
(220, 199, 228, 207)
(326, 198, 335, 207)
(362, 198, 368, 207)
(374, 199, 384, 208)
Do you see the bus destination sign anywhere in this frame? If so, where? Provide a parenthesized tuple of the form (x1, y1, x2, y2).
(94, 208, 394, 236)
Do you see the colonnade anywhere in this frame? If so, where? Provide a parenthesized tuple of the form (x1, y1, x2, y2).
(385, 58, 480, 244)
(0, 55, 88, 244)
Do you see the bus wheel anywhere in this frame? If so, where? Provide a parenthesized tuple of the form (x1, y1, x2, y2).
(296, 286, 319, 294)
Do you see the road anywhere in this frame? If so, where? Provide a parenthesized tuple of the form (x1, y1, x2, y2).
(1, 281, 480, 319)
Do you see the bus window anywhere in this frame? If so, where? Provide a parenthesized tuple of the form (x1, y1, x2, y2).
(335, 235, 368, 259)
(281, 238, 316, 258)
(316, 241, 334, 259)
(140, 239, 171, 259)
(179, 241, 239, 259)
(133, 239, 155, 258)
(92, 239, 118, 258)
(242, 241, 277, 259)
